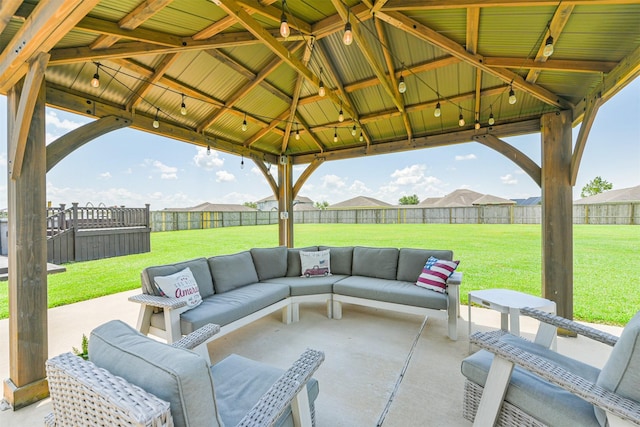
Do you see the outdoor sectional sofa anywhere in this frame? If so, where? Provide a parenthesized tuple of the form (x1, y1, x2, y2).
(129, 245, 463, 344)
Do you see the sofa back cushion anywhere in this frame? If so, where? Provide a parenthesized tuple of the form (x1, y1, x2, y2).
(208, 251, 259, 293)
(396, 248, 454, 282)
(89, 320, 222, 427)
(594, 310, 640, 426)
(286, 246, 318, 277)
(142, 257, 215, 299)
(351, 246, 399, 280)
(250, 246, 287, 280)
(319, 246, 353, 275)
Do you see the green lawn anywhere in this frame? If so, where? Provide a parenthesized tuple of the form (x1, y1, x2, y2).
(0, 224, 638, 325)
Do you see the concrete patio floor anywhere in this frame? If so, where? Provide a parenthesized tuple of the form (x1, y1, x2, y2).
(0, 290, 623, 427)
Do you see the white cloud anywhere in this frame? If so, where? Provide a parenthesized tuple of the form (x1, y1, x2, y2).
(500, 174, 518, 185)
(455, 154, 477, 161)
(321, 174, 346, 189)
(391, 164, 425, 185)
(193, 147, 224, 170)
(216, 170, 235, 182)
(0, 153, 6, 167)
(145, 159, 178, 180)
(46, 110, 85, 131)
(349, 180, 371, 194)
(46, 132, 58, 145)
(98, 172, 112, 180)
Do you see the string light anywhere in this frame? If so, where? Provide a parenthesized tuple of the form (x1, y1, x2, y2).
(338, 103, 344, 122)
(333, 128, 338, 142)
(343, 9, 353, 46)
(351, 125, 357, 136)
(398, 74, 407, 94)
(242, 114, 248, 132)
(241, 155, 244, 169)
(359, 131, 364, 142)
(295, 124, 300, 140)
(508, 86, 517, 104)
(543, 35, 554, 57)
(90, 63, 100, 88)
(152, 108, 160, 128)
(488, 106, 495, 126)
(207, 145, 211, 156)
(318, 67, 326, 97)
(280, 0, 290, 39)
(458, 109, 465, 127)
(180, 94, 187, 115)
(474, 119, 480, 130)
(434, 102, 441, 118)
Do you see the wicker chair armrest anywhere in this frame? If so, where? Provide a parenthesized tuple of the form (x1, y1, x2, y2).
(470, 331, 640, 425)
(128, 293, 187, 310)
(446, 271, 463, 285)
(237, 348, 325, 427)
(521, 307, 618, 347)
(171, 323, 221, 350)
(45, 352, 173, 426)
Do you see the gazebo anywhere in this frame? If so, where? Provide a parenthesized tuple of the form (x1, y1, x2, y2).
(1, 0, 639, 409)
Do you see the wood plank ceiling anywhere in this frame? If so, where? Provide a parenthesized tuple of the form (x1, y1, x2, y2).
(1, 0, 639, 168)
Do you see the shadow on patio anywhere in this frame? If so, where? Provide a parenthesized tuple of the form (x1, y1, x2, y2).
(0, 290, 622, 427)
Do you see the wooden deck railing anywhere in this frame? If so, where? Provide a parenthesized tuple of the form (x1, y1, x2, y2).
(46, 203, 150, 238)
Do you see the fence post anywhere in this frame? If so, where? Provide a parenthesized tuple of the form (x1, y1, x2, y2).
(145, 204, 150, 228)
(72, 203, 79, 230)
(58, 203, 66, 231)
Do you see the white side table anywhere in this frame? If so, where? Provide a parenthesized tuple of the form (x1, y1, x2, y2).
(468, 289, 556, 351)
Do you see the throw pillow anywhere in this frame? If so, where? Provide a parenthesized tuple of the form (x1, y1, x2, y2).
(154, 267, 202, 308)
(300, 249, 331, 278)
(416, 256, 459, 293)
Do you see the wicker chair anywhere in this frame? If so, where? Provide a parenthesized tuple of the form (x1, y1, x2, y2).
(46, 321, 324, 427)
(462, 307, 640, 427)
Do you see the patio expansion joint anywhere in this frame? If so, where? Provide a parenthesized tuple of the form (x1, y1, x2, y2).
(375, 314, 429, 427)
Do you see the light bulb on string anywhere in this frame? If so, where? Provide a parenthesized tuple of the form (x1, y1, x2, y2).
(295, 125, 300, 140)
(338, 104, 344, 123)
(333, 128, 338, 143)
(280, 0, 290, 39)
(206, 145, 211, 156)
(359, 131, 364, 142)
(343, 12, 353, 46)
(180, 94, 187, 115)
(434, 102, 441, 118)
(351, 125, 357, 136)
(458, 112, 465, 127)
(398, 74, 406, 94)
(90, 63, 100, 88)
(152, 108, 160, 129)
(318, 80, 326, 97)
(242, 114, 248, 132)
(241, 155, 244, 169)
(543, 35, 554, 57)
(488, 112, 495, 126)
(508, 86, 517, 105)
(474, 120, 480, 130)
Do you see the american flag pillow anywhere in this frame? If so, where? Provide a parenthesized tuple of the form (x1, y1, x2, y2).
(415, 256, 459, 293)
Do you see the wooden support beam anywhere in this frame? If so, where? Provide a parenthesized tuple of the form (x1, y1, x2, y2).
(46, 116, 131, 171)
(381, 0, 640, 10)
(251, 156, 278, 197)
(294, 113, 326, 152)
(484, 57, 617, 73)
(282, 40, 314, 152)
(277, 158, 294, 247)
(246, 109, 290, 147)
(8, 52, 49, 180)
(236, 0, 312, 35)
(0, 0, 22, 35)
(311, 3, 371, 40)
(0, 0, 99, 92)
(570, 94, 603, 185)
(541, 110, 573, 319)
(293, 158, 324, 198)
(126, 53, 179, 111)
(473, 134, 541, 186)
(466, 7, 480, 54)
(371, 0, 391, 13)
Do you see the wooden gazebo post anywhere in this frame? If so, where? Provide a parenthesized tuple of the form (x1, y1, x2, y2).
(277, 156, 294, 247)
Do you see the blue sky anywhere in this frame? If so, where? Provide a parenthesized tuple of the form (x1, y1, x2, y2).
(0, 79, 638, 210)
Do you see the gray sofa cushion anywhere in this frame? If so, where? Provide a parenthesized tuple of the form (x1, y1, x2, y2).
(351, 247, 399, 280)
(461, 334, 602, 427)
(286, 246, 318, 277)
(319, 246, 353, 275)
(251, 246, 288, 281)
(333, 276, 447, 310)
(263, 275, 348, 296)
(153, 283, 290, 334)
(212, 354, 319, 427)
(208, 251, 259, 293)
(595, 310, 640, 426)
(396, 248, 454, 282)
(142, 257, 215, 298)
(89, 320, 222, 427)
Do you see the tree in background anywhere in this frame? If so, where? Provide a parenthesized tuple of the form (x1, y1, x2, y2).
(315, 201, 329, 210)
(399, 194, 420, 205)
(243, 201, 257, 209)
(581, 176, 613, 198)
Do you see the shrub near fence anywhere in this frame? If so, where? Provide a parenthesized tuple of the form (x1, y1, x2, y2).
(150, 202, 639, 231)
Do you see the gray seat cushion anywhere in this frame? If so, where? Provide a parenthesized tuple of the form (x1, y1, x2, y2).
(89, 320, 222, 427)
(333, 276, 447, 310)
(286, 246, 318, 277)
(208, 251, 259, 293)
(595, 310, 640, 426)
(211, 354, 320, 427)
(318, 246, 353, 275)
(251, 246, 288, 280)
(461, 334, 602, 427)
(151, 283, 290, 334)
(262, 275, 349, 296)
(396, 248, 454, 282)
(142, 257, 215, 298)
(352, 247, 398, 280)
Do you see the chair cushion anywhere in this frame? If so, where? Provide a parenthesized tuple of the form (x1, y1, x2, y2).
(251, 246, 288, 281)
(89, 320, 222, 427)
(319, 246, 353, 275)
(211, 354, 319, 427)
(461, 334, 602, 427)
(263, 275, 348, 296)
(595, 310, 640, 426)
(142, 257, 215, 298)
(209, 251, 259, 293)
(396, 248, 454, 282)
(286, 246, 318, 277)
(351, 246, 398, 280)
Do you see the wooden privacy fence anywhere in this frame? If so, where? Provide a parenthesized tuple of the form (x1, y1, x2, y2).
(150, 202, 639, 231)
(46, 203, 151, 264)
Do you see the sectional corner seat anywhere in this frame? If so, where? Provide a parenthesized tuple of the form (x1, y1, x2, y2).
(130, 246, 463, 344)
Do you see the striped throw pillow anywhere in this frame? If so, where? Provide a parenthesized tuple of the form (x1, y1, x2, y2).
(416, 257, 459, 293)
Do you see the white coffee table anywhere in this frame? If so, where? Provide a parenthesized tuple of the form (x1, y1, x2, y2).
(468, 289, 556, 348)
